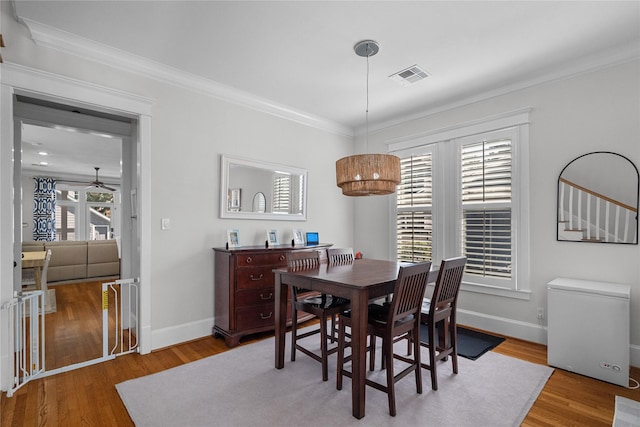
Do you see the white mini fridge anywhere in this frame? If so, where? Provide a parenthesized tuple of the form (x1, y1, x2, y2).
(547, 277, 630, 387)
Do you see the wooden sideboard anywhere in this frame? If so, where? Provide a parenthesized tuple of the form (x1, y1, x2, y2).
(213, 243, 331, 347)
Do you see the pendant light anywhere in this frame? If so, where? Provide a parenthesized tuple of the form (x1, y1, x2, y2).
(336, 40, 400, 196)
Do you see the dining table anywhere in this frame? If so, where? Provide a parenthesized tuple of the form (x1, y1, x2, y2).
(21, 251, 47, 289)
(273, 258, 437, 419)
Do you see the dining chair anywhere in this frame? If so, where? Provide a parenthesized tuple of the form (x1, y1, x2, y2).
(39, 249, 52, 305)
(336, 261, 432, 417)
(327, 247, 354, 264)
(417, 256, 466, 390)
(288, 250, 351, 381)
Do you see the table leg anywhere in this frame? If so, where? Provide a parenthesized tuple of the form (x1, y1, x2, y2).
(274, 272, 287, 369)
(350, 290, 368, 419)
(34, 267, 42, 290)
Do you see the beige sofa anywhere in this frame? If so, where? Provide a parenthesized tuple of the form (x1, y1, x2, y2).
(22, 240, 120, 283)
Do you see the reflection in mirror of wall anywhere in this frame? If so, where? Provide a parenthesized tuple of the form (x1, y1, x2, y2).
(220, 155, 307, 221)
(557, 152, 638, 244)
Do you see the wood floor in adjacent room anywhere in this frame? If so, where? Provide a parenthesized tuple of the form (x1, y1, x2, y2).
(1, 283, 639, 426)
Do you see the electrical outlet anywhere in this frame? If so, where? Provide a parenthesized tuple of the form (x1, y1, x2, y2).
(537, 307, 544, 319)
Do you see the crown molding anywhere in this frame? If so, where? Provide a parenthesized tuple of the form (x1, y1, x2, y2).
(19, 17, 354, 138)
(360, 40, 640, 136)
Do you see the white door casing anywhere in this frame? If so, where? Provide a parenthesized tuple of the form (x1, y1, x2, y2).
(0, 63, 153, 392)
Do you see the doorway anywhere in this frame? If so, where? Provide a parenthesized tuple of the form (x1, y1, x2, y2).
(14, 95, 137, 373)
(1, 66, 152, 392)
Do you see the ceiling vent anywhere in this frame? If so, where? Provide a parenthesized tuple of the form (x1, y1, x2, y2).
(389, 65, 430, 87)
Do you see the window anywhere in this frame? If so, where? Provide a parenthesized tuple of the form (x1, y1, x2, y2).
(56, 185, 118, 241)
(272, 173, 304, 214)
(391, 110, 530, 296)
(397, 154, 433, 262)
(461, 135, 512, 281)
(272, 174, 291, 213)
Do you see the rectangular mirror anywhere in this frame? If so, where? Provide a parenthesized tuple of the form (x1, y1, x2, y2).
(220, 154, 307, 221)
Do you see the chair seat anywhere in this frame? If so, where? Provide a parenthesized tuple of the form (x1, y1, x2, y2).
(301, 294, 350, 310)
(351, 303, 415, 328)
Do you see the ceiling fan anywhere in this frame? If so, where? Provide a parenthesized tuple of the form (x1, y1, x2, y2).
(86, 167, 117, 191)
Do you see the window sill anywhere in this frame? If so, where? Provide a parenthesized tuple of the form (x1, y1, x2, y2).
(460, 282, 531, 300)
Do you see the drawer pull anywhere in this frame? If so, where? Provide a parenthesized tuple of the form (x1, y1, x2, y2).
(260, 293, 273, 300)
(260, 312, 273, 320)
(250, 274, 264, 281)
(246, 257, 253, 264)
(279, 255, 285, 262)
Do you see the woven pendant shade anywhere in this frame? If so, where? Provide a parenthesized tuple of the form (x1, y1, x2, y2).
(336, 154, 400, 196)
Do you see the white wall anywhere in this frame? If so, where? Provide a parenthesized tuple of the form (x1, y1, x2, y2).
(354, 59, 640, 364)
(0, 3, 355, 354)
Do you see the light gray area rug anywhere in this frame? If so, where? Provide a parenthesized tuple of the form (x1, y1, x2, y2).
(117, 330, 553, 427)
(614, 396, 640, 426)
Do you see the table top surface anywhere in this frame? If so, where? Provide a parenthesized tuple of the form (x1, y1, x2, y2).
(22, 251, 46, 261)
(22, 251, 46, 268)
(275, 258, 438, 289)
(275, 258, 413, 288)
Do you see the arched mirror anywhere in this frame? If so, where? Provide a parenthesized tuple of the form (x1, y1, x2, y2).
(252, 192, 266, 213)
(557, 152, 638, 244)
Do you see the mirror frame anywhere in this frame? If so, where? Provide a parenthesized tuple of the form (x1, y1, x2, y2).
(220, 154, 308, 221)
(557, 151, 639, 244)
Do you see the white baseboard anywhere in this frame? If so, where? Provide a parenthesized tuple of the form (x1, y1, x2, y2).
(458, 309, 640, 369)
(151, 318, 214, 351)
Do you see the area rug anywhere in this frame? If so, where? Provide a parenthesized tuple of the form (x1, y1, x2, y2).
(613, 396, 640, 426)
(117, 329, 552, 426)
(419, 324, 506, 360)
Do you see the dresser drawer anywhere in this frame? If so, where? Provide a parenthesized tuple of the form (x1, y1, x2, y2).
(236, 305, 276, 330)
(236, 267, 275, 290)
(236, 253, 287, 268)
(235, 288, 276, 307)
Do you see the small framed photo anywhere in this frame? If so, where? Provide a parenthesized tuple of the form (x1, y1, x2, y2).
(227, 229, 240, 247)
(267, 229, 279, 245)
(292, 229, 304, 245)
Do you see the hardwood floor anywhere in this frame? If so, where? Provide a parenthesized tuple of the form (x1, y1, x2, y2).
(2, 285, 639, 426)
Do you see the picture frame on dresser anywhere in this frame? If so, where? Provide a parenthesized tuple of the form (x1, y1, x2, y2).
(227, 229, 240, 247)
(292, 229, 304, 245)
(267, 229, 279, 245)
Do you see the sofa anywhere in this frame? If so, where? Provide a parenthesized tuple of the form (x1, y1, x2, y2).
(22, 240, 120, 284)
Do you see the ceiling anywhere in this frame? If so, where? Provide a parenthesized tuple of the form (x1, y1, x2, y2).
(11, 1, 640, 180)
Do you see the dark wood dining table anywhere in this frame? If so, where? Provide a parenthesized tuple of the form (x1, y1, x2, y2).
(273, 258, 437, 419)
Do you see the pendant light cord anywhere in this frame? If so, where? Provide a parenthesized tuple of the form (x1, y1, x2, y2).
(365, 43, 370, 153)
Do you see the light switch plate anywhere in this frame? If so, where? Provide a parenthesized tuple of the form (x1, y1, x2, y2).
(161, 218, 171, 230)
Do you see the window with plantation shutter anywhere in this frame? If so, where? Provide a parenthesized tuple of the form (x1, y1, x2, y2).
(392, 114, 529, 295)
(396, 154, 433, 262)
(272, 174, 291, 213)
(461, 137, 512, 280)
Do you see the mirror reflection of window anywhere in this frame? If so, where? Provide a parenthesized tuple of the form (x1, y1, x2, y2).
(557, 152, 638, 244)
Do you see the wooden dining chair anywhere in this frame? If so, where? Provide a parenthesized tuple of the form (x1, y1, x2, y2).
(327, 247, 354, 264)
(288, 250, 351, 381)
(418, 256, 466, 390)
(39, 249, 52, 305)
(336, 261, 432, 417)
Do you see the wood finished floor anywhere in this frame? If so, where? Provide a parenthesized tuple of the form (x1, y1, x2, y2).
(2, 281, 639, 426)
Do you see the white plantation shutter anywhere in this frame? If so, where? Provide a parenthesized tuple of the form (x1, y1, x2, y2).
(396, 154, 433, 262)
(461, 138, 512, 279)
(272, 174, 291, 213)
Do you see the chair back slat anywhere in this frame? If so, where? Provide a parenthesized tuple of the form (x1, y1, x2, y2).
(327, 248, 354, 265)
(287, 250, 320, 270)
(389, 262, 432, 325)
(430, 257, 466, 315)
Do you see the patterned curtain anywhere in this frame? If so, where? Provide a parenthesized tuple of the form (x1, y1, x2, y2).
(33, 177, 56, 241)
